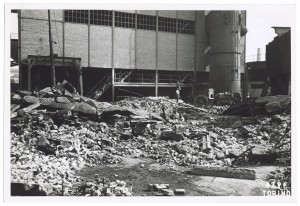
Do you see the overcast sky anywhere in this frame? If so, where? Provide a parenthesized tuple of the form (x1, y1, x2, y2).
(246, 5, 294, 62)
(10, 5, 295, 63)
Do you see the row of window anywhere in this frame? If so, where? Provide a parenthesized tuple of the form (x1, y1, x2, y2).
(64, 10, 195, 35)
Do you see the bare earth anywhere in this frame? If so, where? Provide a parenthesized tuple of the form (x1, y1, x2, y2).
(76, 157, 281, 196)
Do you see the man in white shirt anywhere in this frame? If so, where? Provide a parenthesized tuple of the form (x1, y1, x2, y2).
(176, 89, 180, 102)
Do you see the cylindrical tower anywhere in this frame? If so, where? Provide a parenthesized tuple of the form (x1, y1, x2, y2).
(257, 48, 261, 61)
(207, 11, 243, 93)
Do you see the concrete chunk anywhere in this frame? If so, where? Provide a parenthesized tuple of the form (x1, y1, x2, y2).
(160, 130, 184, 141)
(191, 165, 256, 180)
(174, 189, 185, 195)
(23, 96, 40, 104)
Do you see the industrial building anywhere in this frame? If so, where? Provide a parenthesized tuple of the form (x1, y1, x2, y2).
(245, 60, 267, 97)
(244, 27, 291, 98)
(16, 10, 247, 101)
(266, 27, 291, 95)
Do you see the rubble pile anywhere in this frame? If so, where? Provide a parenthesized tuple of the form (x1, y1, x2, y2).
(10, 86, 291, 196)
(73, 176, 132, 196)
(223, 95, 291, 117)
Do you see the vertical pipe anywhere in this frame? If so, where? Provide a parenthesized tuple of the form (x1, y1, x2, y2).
(17, 10, 22, 89)
(48, 10, 56, 87)
(112, 10, 115, 102)
(244, 11, 248, 98)
(232, 11, 236, 82)
(176, 11, 178, 71)
(88, 10, 91, 67)
(135, 10, 137, 69)
(27, 59, 31, 91)
(235, 11, 240, 79)
(155, 11, 158, 97)
(194, 11, 197, 88)
(79, 60, 83, 95)
(62, 11, 65, 66)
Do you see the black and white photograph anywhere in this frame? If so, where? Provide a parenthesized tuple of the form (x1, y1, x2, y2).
(2, 1, 298, 204)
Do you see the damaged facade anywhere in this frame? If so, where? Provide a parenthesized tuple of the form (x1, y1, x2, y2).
(17, 10, 246, 101)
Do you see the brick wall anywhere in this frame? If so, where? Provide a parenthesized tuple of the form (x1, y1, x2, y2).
(64, 23, 89, 67)
(158, 32, 176, 70)
(177, 34, 195, 71)
(114, 28, 135, 69)
(136, 30, 156, 70)
(20, 10, 203, 72)
(21, 10, 63, 21)
(90, 25, 112, 68)
(20, 18, 63, 62)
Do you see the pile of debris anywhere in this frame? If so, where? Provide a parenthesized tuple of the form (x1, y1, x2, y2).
(73, 175, 132, 196)
(10, 84, 291, 196)
(223, 95, 291, 117)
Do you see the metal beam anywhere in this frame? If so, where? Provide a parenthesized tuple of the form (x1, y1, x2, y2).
(155, 10, 158, 97)
(114, 82, 194, 88)
(48, 10, 56, 87)
(176, 11, 178, 71)
(18, 10, 22, 89)
(72, 59, 81, 73)
(79, 60, 83, 95)
(193, 11, 197, 97)
(27, 55, 81, 61)
(135, 10, 137, 69)
(112, 10, 115, 102)
(27, 59, 36, 91)
(120, 70, 134, 83)
(88, 10, 91, 67)
(62, 11, 65, 66)
(72, 59, 83, 95)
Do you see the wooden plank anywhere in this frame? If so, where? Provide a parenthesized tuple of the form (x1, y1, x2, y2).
(27, 59, 36, 91)
(27, 59, 31, 91)
(79, 60, 83, 96)
(191, 165, 256, 180)
(28, 55, 81, 61)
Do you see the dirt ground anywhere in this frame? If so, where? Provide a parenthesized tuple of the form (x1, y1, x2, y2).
(76, 157, 282, 196)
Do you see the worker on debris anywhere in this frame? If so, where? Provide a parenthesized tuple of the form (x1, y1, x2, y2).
(246, 93, 250, 99)
(176, 88, 180, 102)
(176, 81, 181, 91)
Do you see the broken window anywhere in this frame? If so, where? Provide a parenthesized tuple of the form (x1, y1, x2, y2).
(137, 14, 156, 31)
(115, 11, 135, 29)
(90, 10, 112, 26)
(178, 19, 195, 34)
(158, 17, 176, 33)
(64, 10, 89, 24)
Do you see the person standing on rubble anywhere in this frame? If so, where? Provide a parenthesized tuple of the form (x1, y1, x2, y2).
(176, 88, 180, 102)
(176, 80, 181, 91)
